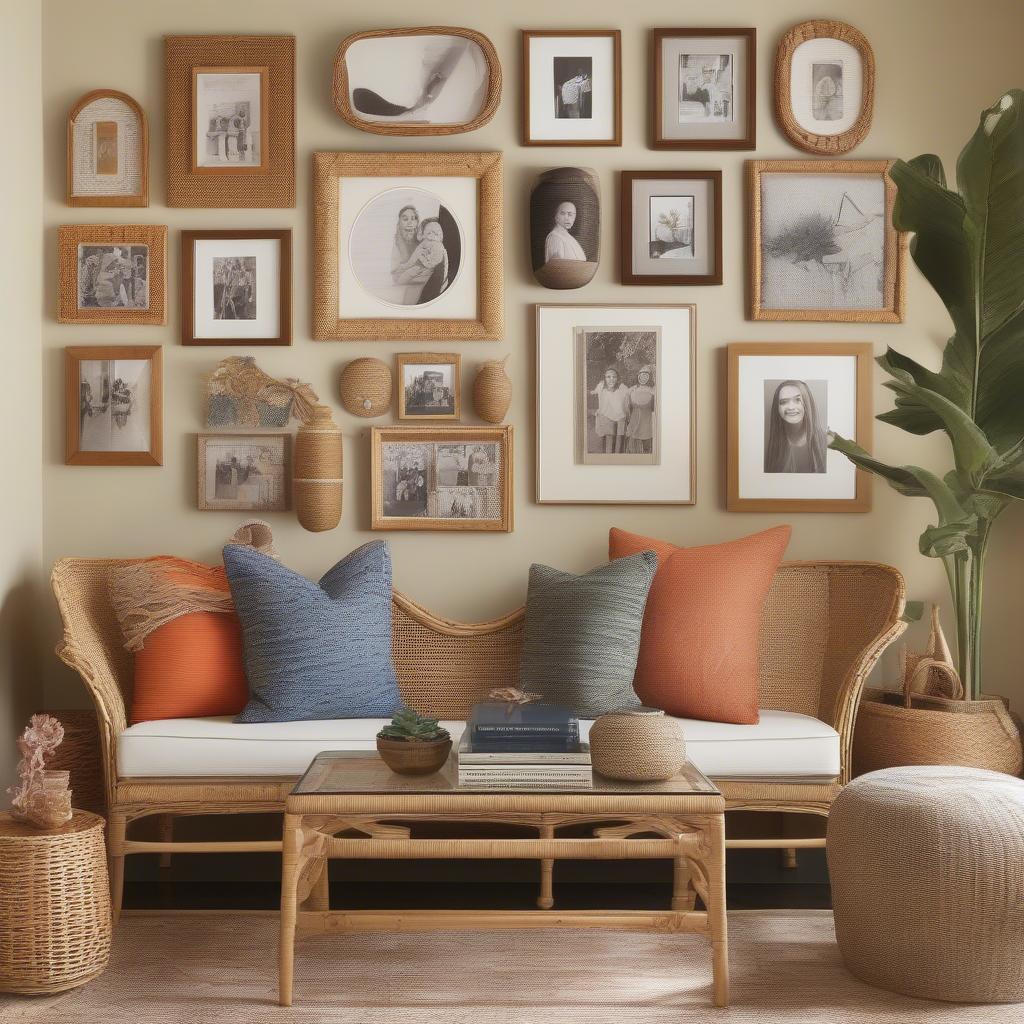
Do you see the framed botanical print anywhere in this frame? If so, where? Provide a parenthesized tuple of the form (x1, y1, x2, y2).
(181, 229, 291, 345)
(748, 160, 906, 322)
(536, 304, 695, 504)
(396, 353, 461, 421)
(727, 342, 873, 512)
(65, 345, 162, 466)
(196, 433, 290, 512)
(522, 30, 621, 146)
(620, 171, 722, 285)
(58, 224, 167, 325)
(651, 28, 756, 149)
(312, 150, 503, 341)
(371, 425, 513, 532)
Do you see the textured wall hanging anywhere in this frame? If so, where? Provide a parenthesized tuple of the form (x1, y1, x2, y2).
(293, 405, 343, 532)
(339, 357, 392, 417)
(205, 356, 319, 429)
(529, 167, 599, 289)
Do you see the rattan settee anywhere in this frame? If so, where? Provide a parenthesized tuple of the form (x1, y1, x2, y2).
(51, 557, 905, 919)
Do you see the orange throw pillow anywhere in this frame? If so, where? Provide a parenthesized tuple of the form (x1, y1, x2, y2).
(608, 526, 791, 725)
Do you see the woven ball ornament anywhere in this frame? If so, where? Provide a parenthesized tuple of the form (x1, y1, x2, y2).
(340, 358, 392, 417)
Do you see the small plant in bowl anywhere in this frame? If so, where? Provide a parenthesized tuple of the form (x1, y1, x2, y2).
(376, 708, 452, 775)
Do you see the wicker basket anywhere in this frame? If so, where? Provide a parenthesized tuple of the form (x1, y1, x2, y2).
(589, 708, 686, 782)
(293, 406, 343, 533)
(472, 355, 512, 424)
(339, 357, 392, 417)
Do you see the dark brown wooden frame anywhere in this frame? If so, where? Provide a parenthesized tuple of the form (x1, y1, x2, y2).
(65, 345, 163, 466)
(727, 341, 873, 513)
(651, 28, 756, 150)
(180, 229, 292, 346)
(620, 171, 723, 285)
(521, 30, 622, 147)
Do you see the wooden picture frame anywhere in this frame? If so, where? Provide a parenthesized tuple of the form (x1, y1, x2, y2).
(332, 26, 502, 136)
(727, 342, 873, 513)
(66, 89, 149, 207)
(371, 425, 513, 532)
(774, 20, 875, 155)
(395, 353, 462, 421)
(620, 170, 723, 285)
(165, 35, 295, 208)
(312, 150, 503, 341)
(57, 224, 167, 325)
(181, 229, 292, 346)
(196, 432, 291, 512)
(65, 345, 162, 466)
(521, 30, 622, 146)
(651, 28, 756, 150)
(748, 159, 905, 323)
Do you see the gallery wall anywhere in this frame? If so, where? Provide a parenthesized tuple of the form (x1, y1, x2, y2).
(39, 0, 1024, 711)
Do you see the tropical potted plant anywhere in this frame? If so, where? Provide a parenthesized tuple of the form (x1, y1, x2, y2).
(376, 708, 452, 776)
(831, 90, 1024, 774)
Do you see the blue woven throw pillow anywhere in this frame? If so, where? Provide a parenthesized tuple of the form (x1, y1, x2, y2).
(225, 541, 401, 723)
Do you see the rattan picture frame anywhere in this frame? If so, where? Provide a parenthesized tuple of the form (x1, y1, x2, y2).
(196, 432, 291, 512)
(395, 352, 462, 421)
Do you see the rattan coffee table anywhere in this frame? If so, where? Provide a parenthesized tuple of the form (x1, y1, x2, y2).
(279, 751, 728, 1007)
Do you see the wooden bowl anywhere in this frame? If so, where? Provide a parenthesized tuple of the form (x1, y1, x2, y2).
(376, 736, 452, 776)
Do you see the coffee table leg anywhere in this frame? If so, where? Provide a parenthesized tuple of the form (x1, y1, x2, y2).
(537, 824, 555, 909)
(279, 813, 300, 1007)
(706, 814, 729, 1008)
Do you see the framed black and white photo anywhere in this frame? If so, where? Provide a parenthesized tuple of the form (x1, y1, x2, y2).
(727, 342, 872, 512)
(396, 353, 461, 421)
(536, 304, 694, 504)
(196, 433, 290, 512)
(522, 31, 621, 146)
(192, 67, 267, 171)
(620, 171, 722, 285)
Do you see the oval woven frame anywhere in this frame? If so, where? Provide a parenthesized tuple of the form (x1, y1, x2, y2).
(774, 19, 875, 155)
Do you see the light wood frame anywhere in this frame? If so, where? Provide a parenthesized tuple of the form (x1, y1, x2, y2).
(196, 432, 291, 512)
(620, 171, 723, 285)
(57, 224, 167, 325)
(65, 345, 162, 466)
(727, 341, 874, 513)
(395, 352, 462, 421)
(312, 150, 503, 341)
(180, 229, 292, 346)
(66, 89, 149, 207)
(651, 28, 756, 150)
(332, 26, 502, 136)
(521, 30, 622, 146)
(774, 19, 875, 155)
(190, 65, 269, 174)
(371, 424, 513, 532)
(747, 159, 906, 323)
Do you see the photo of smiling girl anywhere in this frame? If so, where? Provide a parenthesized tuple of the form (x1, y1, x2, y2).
(764, 379, 827, 474)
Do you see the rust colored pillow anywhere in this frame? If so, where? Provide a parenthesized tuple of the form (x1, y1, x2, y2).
(608, 526, 791, 725)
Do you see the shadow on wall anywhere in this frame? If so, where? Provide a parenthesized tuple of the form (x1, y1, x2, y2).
(0, 575, 45, 779)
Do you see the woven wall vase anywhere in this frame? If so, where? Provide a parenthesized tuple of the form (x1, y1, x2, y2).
(293, 406, 343, 532)
(340, 358, 392, 417)
(472, 355, 512, 423)
(530, 167, 600, 289)
(589, 708, 685, 782)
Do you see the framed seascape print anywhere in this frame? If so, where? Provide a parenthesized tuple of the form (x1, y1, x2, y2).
(58, 224, 167, 325)
(396, 353, 461, 421)
(536, 304, 695, 504)
(165, 35, 295, 208)
(727, 342, 873, 512)
(748, 160, 906, 323)
(181, 229, 291, 345)
(651, 28, 755, 149)
(371, 425, 513, 532)
(65, 345, 162, 466)
(312, 150, 502, 341)
(620, 171, 722, 285)
(522, 30, 621, 146)
(333, 27, 502, 136)
(196, 433, 290, 512)
(775, 20, 875, 155)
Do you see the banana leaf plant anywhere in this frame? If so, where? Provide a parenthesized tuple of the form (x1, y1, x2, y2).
(829, 90, 1024, 702)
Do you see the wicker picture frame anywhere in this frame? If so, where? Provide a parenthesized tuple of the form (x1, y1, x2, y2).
(395, 352, 462, 421)
(312, 150, 503, 341)
(165, 35, 295, 208)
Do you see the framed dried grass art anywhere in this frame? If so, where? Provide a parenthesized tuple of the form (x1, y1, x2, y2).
(165, 35, 295, 208)
(748, 160, 905, 323)
(58, 224, 166, 325)
(66, 89, 148, 207)
(197, 433, 290, 512)
(371, 425, 513, 532)
(65, 345, 162, 466)
(312, 150, 503, 341)
(396, 353, 461, 421)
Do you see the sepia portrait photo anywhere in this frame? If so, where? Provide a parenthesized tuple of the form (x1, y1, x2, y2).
(94, 121, 118, 175)
(763, 379, 828, 474)
(398, 354, 460, 420)
(812, 62, 844, 121)
(649, 196, 695, 259)
(77, 244, 149, 310)
(213, 256, 256, 320)
(78, 359, 151, 453)
(678, 53, 732, 123)
(194, 69, 265, 168)
(381, 441, 431, 518)
(553, 56, 592, 118)
(197, 434, 288, 512)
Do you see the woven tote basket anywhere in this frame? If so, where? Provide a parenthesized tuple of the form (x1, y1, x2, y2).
(293, 406, 343, 532)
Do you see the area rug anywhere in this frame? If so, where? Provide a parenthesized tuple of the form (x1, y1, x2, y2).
(2, 911, 1018, 1023)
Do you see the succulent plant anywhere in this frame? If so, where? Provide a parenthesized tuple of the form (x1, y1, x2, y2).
(377, 708, 450, 743)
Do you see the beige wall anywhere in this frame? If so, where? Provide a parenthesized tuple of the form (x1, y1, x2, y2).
(39, 0, 1024, 709)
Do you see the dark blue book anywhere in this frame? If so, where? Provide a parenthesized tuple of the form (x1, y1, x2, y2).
(469, 735, 581, 754)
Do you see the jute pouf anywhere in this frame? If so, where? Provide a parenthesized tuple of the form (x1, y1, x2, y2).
(589, 708, 685, 781)
(0, 810, 111, 994)
(827, 766, 1024, 1003)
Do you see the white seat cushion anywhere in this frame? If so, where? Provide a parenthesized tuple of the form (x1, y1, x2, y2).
(117, 709, 839, 781)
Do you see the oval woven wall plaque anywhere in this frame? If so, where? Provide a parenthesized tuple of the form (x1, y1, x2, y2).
(530, 166, 600, 289)
(340, 358, 392, 418)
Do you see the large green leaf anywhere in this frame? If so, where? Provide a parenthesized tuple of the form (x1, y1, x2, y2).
(826, 434, 926, 496)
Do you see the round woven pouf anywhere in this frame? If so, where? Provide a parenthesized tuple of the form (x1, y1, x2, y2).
(827, 766, 1024, 1003)
(0, 810, 111, 995)
(589, 707, 685, 781)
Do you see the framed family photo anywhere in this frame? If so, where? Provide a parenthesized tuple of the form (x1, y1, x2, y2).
(65, 345, 162, 466)
(181, 229, 291, 345)
(312, 150, 502, 341)
(371, 425, 513, 532)
(196, 433, 290, 512)
(727, 342, 873, 512)
(522, 30, 621, 146)
(396, 353, 461, 421)
(748, 160, 906, 322)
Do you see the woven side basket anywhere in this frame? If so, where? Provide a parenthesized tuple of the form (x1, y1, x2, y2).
(293, 406, 343, 532)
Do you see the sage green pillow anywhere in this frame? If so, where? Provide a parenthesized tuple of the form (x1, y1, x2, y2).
(519, 550, 657, 718)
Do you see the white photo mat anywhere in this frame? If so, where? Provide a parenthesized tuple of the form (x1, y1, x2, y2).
(191, 236, 281, 339)
(788, 37, 863, 137)
(630, 177, 716, 277)
(528, 35, 617, 142)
